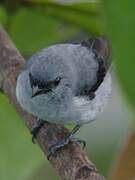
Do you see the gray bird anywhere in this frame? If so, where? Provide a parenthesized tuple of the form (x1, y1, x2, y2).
(16, 37, 111, 158)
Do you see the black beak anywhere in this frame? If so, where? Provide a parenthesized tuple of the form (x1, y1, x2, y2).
(31, 86, 39, 98)
(31, 86, 52, 98)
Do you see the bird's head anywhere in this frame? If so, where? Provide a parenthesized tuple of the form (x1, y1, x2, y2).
(29, 71, 62, 98)
(28, 59, 73, 102)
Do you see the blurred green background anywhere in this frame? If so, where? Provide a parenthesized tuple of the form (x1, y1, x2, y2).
(0, 0, 135, 179)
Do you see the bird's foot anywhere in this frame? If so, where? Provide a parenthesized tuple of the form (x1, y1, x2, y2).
(70, 137, 86, 149)
(31, 119, 46, 143)
(47, 124, 86, 159)
(47, 135, 86, 159)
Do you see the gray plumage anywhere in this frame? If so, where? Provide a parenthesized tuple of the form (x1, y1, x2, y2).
(16, 38, 111, 125)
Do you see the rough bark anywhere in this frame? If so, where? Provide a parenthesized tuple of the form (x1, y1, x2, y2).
(0, 25, 105, 180)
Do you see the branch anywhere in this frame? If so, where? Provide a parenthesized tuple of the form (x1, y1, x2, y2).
(0, 25, 105, 180)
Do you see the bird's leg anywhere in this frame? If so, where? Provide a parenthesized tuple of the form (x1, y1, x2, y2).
(70, 137, 86, 150)
(31, 118, 46, 143)
(47, 124, 86, 159)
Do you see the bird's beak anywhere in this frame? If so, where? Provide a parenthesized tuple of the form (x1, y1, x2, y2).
(31, 86, 52, 98)
(31, 86, 39, 98)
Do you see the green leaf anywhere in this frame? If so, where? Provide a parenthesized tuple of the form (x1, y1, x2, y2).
(103, 0, 135, 108)
(24, 1, 103, 35)
(25, 1, 100, 15)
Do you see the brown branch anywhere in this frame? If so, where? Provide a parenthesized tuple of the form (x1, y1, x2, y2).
(0, 25, 105, 180)
(109, 129, 135, 180)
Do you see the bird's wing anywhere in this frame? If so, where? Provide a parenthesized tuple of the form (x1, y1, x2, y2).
(81, 37, 111, 69)
(80, 37, 111, 98)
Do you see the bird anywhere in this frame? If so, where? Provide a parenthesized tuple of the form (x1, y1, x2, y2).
(16, 37, 112, 158)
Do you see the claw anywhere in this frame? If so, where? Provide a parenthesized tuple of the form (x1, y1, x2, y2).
(47, 137, 86, 160)
(47, 145, 58, 160)
(69, 136, 86, 149)
(31, 119, 45, 143)
(47, 124, 85, 159)
(31, 135, 36, 144)
(76, 139, 86, 149)
(47, 137, 71, 159)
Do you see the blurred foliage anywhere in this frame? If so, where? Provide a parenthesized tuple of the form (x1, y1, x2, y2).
(24, 1, 103, 36)
(0, 6, 7, 25)
(0, 0, 103, 55)
(9, 8, 77, 55)
(103, 0, 135, 110)
(0, 0, 134, 180)
(0, 94, 45, 180)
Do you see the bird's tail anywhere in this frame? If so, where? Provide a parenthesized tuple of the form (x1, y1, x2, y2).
(81, 36, 111, 70)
